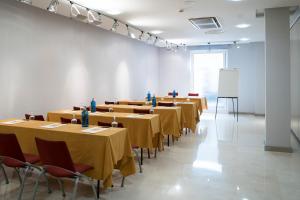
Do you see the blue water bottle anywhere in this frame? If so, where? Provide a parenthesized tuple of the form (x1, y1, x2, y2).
(147, 91, 151, 101)
(152, 95, 156, 107)
(172, 90, 176, 98)
(91, 98, 96, 113)
(81, 107, 89, 127)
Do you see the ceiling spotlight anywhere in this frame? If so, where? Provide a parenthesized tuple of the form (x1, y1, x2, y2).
(235, 23, 251, 29)
(183, 44, 187, 51)
(47, 0, 59, 13)
(19, 0, 32, 5)
(111, 20, 119, 32)
(233, 41, 240, 49)
(70, 2, 87, 20)
(138, 31, 144, 40)
(87, 10, 102, 26)
(126, 24, 136, 39)
(153, 37, 159, 45)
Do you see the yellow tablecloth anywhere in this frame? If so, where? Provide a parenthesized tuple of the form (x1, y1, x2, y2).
(47, 110, 162, 149)
(0, 119, 135, 188)
(96, 104, 182, 138)
(157, 96, 208, 113)
(118, 100, 198, 132)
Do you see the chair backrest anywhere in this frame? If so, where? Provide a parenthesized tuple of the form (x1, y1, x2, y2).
(0, 133, 26, 162)
(35, 137, 75, 172)
(98, 121, 124, 128)
(188, 93, 199, 96)
(158, 102, 175, 107)
(128, 103, 143, 106)
(25, 114, 45, 121)
(168, 92, 179, 96)
(60, 117, 81, 124)
(73, 106, 81, 111)
(105, 101, 118, 105)
(96, 108, 110, 112)
(133, 109, 150, 114)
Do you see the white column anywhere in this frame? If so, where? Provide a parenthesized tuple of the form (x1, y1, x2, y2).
(265, 7, 292, 152)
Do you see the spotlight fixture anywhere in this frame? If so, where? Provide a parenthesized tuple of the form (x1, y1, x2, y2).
(208, 42, 211, 52)
(126, 24, 136, 39)
(183, 44, 187, 51)
(111, 20, 119, 32)
(19, 0, 32, 5)
(87, 10, 102, 26)
(138, 31, 144, 40)
(47, 0, 59, 13)
(153, 37, 159, 45)
(233, 41, 240, 49)
(70, 2, 87, 20)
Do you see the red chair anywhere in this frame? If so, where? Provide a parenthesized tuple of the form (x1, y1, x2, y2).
(34, 137, 97, 199)
(188, 93, 199, 96)
(73, 106, 81, 111)
(133, 109, 150, 114)
(128, 102, 143, 106)
(158, 102, 175, 107)
(96, 108, 110, 112)
(0, 133, 50, 199)
(25, 114, 45, 121)
(98, 121, 124, 128)
(60, 117, 82, 125)
(105, 101, 118, 105)
(168, 92, 178, 96)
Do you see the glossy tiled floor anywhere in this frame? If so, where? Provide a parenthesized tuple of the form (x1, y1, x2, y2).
(1, 113, 300, 200)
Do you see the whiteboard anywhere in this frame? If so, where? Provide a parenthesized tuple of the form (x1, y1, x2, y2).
(218, 68, 239, 97)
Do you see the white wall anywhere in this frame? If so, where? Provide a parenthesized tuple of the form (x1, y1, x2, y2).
(158, 42, 265, 115)
(0, 0, 159, 119)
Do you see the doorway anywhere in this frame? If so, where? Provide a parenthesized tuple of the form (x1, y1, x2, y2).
(191, 50, 228, 112)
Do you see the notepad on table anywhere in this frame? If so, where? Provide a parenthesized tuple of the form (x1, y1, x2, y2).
(82, 127, 108, 134)
(1, 120, 25, 125)
(41, 123, 66, 129)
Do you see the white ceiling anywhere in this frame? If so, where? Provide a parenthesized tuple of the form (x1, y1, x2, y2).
(32, 0, 300, 46)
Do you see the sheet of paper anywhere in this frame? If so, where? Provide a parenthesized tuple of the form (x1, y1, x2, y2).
(82, 127, 108, 134)
(41, 123, 66, 129)
(1, 120, 25, 125)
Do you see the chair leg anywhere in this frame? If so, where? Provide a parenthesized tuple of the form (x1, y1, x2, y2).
(71, 177, 80, 200)
(88, 178, 98, 200)
(132, 149, 142, 173)
(121, 176, 125, 187)
(0, 164, 9, 184)
(15, 168, 22, 185)
(154, 148, 157, 158)
(32, 170, 43, 200)
(17, 167, 30, 200)
(167, 135, 170, 146)
(97, 180, 100, 199)
(57, 179, 66, 197)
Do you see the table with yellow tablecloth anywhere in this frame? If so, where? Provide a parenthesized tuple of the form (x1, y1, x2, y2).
(157, 96, 208, 114)
(118, 100, 198, 132)
(96, 104, 182, 138)
(47, 110, 163, 149)
(0, 119, 135, 188)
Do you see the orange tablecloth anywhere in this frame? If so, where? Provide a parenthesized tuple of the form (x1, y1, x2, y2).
(119, 100, 198, 132)
(96, 104, 182, 138)
(0, 119, 135, 188)
(47, 110, 163, 149)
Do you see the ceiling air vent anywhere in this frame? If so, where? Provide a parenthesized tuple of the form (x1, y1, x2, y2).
(189, 17, 221, 30)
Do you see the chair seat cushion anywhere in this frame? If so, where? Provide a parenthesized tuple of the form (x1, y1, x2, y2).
(45, 164, 93, 178)
(24, 153, 40, 164)
(3, 154, 40, 168)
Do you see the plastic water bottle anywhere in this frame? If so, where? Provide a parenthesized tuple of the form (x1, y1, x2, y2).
(147, 91, 151, 101)
(172, 90, 176, 98)
(152, 95, 157, 107)
(91, 98, 96, 113)
(111, 116, 118, 127)
(81, 107, 89, 127)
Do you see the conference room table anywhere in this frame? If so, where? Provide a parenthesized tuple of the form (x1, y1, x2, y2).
(96, 104, 182, 138)
(0, 119, 136, 188)
(47, 110, 163, 150)
(118, 100, 198, 132)
(156, 96, 208, 114)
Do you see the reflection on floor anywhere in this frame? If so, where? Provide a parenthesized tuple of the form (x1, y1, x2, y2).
(1, 113, 300, 200)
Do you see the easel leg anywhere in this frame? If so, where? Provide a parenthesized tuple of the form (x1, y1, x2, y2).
(215, 97, 219, 120)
